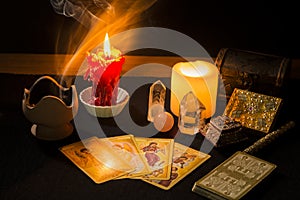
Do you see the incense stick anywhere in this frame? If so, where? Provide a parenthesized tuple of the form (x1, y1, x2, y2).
(243, 121, 295, 155)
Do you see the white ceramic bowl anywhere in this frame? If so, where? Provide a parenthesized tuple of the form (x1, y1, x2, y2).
(79, 87, 129, 118)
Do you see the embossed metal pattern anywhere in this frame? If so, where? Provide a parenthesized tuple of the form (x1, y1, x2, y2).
(193, 151, 276, 200)
(224, 88, 282, 133)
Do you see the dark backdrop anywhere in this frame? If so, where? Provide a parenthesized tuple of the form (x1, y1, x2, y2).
(1, 0, 299, 58)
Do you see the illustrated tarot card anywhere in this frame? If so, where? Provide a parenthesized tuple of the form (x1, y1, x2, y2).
(101, 134, 151, 179)
(134, 137, 174, 180)
(143, 142, 211, 190)
(59, 136, 133, 184)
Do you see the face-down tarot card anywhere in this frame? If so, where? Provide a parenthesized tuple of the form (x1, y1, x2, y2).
(60, 136, 134, 184)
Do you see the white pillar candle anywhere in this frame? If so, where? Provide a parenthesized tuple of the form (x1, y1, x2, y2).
(170, 60, 219, 119)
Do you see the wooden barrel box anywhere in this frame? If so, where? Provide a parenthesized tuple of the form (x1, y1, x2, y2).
(215, 48, 291, 101)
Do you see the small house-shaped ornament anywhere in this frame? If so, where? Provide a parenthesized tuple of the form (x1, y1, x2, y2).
(201, 115, 247, 147)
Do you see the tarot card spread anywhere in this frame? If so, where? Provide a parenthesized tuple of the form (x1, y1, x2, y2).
(143, 142, 211, 190)
(59, 137, 133, 184)
(60, 136, 208, 187)
(134, 137, 174, 180)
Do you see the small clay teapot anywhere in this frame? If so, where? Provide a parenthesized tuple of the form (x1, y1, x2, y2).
(22, 76, 78, 140)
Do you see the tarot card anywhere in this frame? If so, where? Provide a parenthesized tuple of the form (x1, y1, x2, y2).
(102, 134, 151, 179)
(59, 136, 133, 184)
(134, 137, 174, 180)
(143, 142, 211, 190)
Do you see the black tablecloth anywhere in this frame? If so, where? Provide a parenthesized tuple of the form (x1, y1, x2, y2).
(1, 74, 299, 200)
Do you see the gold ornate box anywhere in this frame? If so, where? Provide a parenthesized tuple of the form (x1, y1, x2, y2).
(224, 88, 282, 133)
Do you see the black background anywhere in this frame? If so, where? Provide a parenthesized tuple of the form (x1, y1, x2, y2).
(0, 0, 299, 58)
(1, 1, 300, 199)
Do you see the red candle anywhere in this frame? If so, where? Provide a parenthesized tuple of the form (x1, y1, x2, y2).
(84, 33, 125, 106)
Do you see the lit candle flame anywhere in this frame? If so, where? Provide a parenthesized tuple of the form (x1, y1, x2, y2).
(104, 33, 111, 58)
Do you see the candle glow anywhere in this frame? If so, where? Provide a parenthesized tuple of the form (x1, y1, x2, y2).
(180, 63, 209, 77)
(83, 33, 125, 106)
(170, 60, 219, 119)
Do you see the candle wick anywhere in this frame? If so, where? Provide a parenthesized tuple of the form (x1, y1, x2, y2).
(105, 54, 111, 59)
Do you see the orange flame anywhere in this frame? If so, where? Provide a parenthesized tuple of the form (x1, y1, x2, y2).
(60, 0, 157, 83)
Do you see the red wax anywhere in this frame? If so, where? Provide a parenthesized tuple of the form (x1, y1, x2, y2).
(95, 56, 125, 106)
(84, 55, 125, 106)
